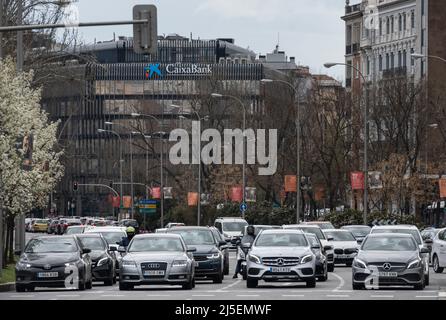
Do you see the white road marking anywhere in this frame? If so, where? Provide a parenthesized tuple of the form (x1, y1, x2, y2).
(415, 296, 438, 298)
(218, 279, 241, 291)
(438, 292, 446, 297)
(101, 294, 125, 297)
(192, 295, 215, 297)
(282, 294, 305, 297)
(146, 294, 171, 297)
(56, 294, 80, 297)
(331, 272, 345, 291)
(370, 295, 394, 298)
(9, 295, 34, 298)
(326, 294, 349, 298)
(237, 294, 259, 297)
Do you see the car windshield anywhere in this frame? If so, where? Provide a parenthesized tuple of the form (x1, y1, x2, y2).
(324, 231, 356, 241)
(79, 237, 106, 250)
(66, 226, 84, 234)
(92, 231, 126, 245)
(169, 229, 215, 245)
(255, 233, 308, 247)
(362, 236, 417, 251)
(342, 227, 370, 237)
(121, 220, 138, 227)
(25, 238, 78, 253)
(285, 227, 325, 240)
(315, 223, 335, 229)
(128, 237, 184, 252)
(306, 235, 320, 248)
(371, 229, 422, 245)
(222, 221, 248, 232)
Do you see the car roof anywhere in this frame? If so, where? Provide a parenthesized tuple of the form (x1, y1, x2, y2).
(33, 235, 76, 241)
(367, 233, 415, 238)
(134, 233, 182, 239)
(216, 217, 247, 221)
(260, 229, 305, 235)
(283, 224, 322, 229)
(166, 226, 210, 231)
(341, 225, 370, 228)
(372, 225, 418, 230)
(323, 229, 349, 233)
(85, 227, 126, 232)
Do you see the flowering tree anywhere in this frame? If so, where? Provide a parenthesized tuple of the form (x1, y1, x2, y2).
(0, 58, 64, 263)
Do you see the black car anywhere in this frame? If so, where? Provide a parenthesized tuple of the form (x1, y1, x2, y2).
(305, 233, 329, 281)
(210, 227, 230, 275)
(76, 234, 117, 286)
(15, 235, 93, 292)
(167, 226, 226, 283)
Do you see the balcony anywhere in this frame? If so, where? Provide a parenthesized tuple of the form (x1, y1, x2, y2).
(382, 66, 408, 78)
(345, 3, 361, 15)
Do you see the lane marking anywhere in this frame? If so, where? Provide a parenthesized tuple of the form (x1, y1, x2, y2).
(9, 295, 34, 298)
(331, 272, 345, 291)
(415, 296, 438, 298)
(326, 294, 349, 297)
(192, 295, 215, 297)
(370, 295, 394, 298)
(218, 279, 241, 291)
(237, 294, 259, 297)
(438, 292, 446, 297)
(146, 294, 171, 297)
(101, 294, 125, 297)
(282, 294, 305, 297)
(56, 294, 80, 297)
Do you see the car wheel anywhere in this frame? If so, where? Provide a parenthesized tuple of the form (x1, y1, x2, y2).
(182, 277, 194, 290)
(327, 264, 334, 272)
(352, 282, 364, 290)
(306, 277, 316, 288)
(78, 279, 86, 291)
(119, 282, 133, 291)
(15, 285, 26, 292)
(433, 255, 444, 273)
(246, 277, 258, 288)
(213, 272, 223, 284)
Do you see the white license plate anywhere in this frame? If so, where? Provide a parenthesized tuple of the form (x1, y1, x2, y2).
(337, 255, 351, 259)
(37, 272, 58, 278)
(270, 267, 291, 273)
(378, 272, 398, 278)
(143, 270, 165, 276)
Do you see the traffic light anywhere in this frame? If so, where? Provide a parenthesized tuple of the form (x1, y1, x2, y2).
(109, 180, 114, 189)
(73, 181, 78, 191)
(133, 5, 157, 55)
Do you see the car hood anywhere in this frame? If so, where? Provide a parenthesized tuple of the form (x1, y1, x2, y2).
(251, 246, 311, 258)
(189, 245, 219, 255)
(331, 241, 359, 249)
(21, 252, 79, 266)
(123, 252, 187, 263)
(358, 251, 419, 264)
(89, 250, 107, 261)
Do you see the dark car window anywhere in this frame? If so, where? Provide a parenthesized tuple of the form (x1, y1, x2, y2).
(25, 238, 78, 253)
(94, 231, 127, 245)
(215, 222, 223, 233)
(362, 236, 417, 251)
(342, 227, 371, 237)
(286, 226, 325, 240)
(370, 228, 422, 245)
(128, 237, 184, 252)
(306, 235, 320, 248)
(324, 231, 356, 242)
(222, 221, 248, 232)
(169, 229, 215, 245)
(79, 237, 107, 250)
(255, 233, 308, 247)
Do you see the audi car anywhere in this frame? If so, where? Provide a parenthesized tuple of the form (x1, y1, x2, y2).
(352, 233, 429, 290)
(15, 236, 93, 292)
(118, 233, 196, 290)
(245, 229, 316, 288)
(323, 229, 359, 266)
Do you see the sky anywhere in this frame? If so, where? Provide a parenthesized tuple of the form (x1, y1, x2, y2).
(71, 0, 346, 80)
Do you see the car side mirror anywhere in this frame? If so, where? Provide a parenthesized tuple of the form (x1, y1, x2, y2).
(187, 247, 197, 253)
(242, 243, 251, 250)
(420, 247, 429, 254)
(327, 237, 334, 241)
(218, 240, 227, 247)
(323, 245, 333, 251)
(82, 248, 91, 254)
(424, 239, 433, 244)
(118, 246, 126, 253)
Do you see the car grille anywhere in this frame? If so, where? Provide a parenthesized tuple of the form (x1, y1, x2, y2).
(141, 262, 167, 271)
(262, 257, 300, 267)
(367, 262, 407, 272)
(32, 264, 65, 270)
(334, 248, 357, 255)
(193, 255, 208, 262)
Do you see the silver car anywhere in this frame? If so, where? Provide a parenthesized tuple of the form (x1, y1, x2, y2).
(118, 234, 196, 290)
(245, 229, 316, 288)
(352, 233, 429, 290)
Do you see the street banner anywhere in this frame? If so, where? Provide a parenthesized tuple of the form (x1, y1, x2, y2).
(188, 192, 198, 206)
(284, 175, 297, 192)
(351, 172, 365, 190)
(123, 196, 132, 209)
(439, 179, 446, 198)
(201, 193, 211, 205)
(245, 187, 257, 203)
(231, 186, 243, 203)
(315, 187, 325, 201)
(112, 196, 121, 208)
(151, 187, 161, 199)
(163, 187, 173, 199)
(369, 171, 383, 189)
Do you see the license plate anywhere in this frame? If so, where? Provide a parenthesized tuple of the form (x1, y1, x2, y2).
(337, 255, 351, 259)
(143, 270, 165, 276)
(270, 267, 291, 273)
(378, 272, 398, 278)
(37, 272, 58, 278)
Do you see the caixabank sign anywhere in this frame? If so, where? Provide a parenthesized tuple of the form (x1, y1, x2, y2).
(144, 63, 213, 79)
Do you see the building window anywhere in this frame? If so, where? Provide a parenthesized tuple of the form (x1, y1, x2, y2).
(421, 29, 425, 47)
(367, 57, 370, 75)
(411, 48, 415, 66)
(386, 17, 390, 34)
(379, 19, 382, 36)
(391, 16, 394, 33)
(391, 52, 395, 69)
(422, 0, 425, 16)
(386, 53, 390, 69)
(403, 50, 407, 67)
(398, 51, 402, 67)
(411, 11, 415, 28)
(398, 14, 402, 32)
(379, 55, 383, 71)
(403, 13, 407, 30)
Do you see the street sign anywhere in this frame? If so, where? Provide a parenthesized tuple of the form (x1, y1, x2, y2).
(240, 203, 248, 213)
(133, 5, 157, 55)
(139, 199, 157, 214)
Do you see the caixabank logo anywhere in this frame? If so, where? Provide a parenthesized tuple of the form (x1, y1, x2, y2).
(144, 63, 213, 79)
(144, 64, 162, 79)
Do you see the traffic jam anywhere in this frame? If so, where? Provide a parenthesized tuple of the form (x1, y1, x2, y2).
(16, 217, 442, 292)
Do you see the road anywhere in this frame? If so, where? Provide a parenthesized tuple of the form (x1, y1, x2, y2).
(1, 233, 446, 300)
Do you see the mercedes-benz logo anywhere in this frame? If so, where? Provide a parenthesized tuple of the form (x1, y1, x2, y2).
(277, 258, 284, 266)
(43, 264, 51, 270)
(383, 263, 392, 270)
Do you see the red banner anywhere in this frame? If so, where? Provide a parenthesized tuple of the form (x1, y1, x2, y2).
(112, 196, 121, 208)
(123, 196, 132, 209)
(151, 187, 161, 199)
(188, 192, 198, 206)
(284, 175, 297, 192)
(231, 186, 243, 203)
(439, 179, 446, 198)
(351, 172, 365, 190)
(315, 187, 325, 201)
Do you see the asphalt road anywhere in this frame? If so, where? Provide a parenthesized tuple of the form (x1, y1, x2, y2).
(1, 232, 446, 300)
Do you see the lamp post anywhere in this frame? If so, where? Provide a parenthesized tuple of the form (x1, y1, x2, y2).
(324, 62, 369, 225)
(210, 93, 248, 218)
(98, 128, 123, 219)
(411, 53, 446, 64)
(131, 113, 165, 227)
(261, 78, 302, 223)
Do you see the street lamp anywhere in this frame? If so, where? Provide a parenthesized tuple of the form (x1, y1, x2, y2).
(98, 128, 123, 219)
(210, 93, 248, 218)
(261, 78, 302, 223)
(131, 113, 165, 227)
(324, 62, 369, 225)
(411, 53, 446, 64)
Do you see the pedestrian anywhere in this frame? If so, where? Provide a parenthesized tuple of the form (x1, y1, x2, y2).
(233, 225, 256, 279)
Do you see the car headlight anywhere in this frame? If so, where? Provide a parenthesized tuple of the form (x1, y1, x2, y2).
(172, 260, 188, 267)
(407, 259, 421, 269)
(300, 254, 313, 264)
(353, 259, 367, 269)
(65, 262, 77, 267)
(248, 254, 261, 264)
(97, 257, 110, 267)
(121, 260, 137, 268)
(206, 252, 221, 259)
(17, 262, 31, 269)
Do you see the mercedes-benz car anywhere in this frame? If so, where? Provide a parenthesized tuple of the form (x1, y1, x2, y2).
(352, 233, 429, 290)
(341, 225, 371, 244)
(118, 233, 196, 290)
(15, 236, 93, 292)
(323, 229, 359, 266)
(370, 225, 430, 285)
(283, 224, 335, 272)
(305, 233, 328, 281)
(245, 229, 316, 288)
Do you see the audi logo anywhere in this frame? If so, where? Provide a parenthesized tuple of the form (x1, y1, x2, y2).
(147, 264, 160, 269)
(383, 263, 392, 270)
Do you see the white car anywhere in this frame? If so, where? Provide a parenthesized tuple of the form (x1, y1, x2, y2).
(214, 217, 248, 248)
(370, 225, 430, 285)
(322, 229, 359, 266)
(431, 228, 446, 273)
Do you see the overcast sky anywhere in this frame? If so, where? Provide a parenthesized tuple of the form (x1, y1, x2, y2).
(73, 0, 346, 80)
